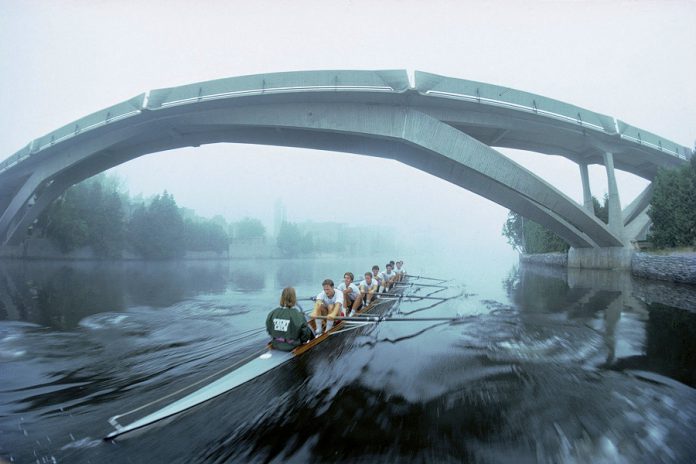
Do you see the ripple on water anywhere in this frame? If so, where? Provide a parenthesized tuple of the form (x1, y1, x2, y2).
(0, 322, 37, 359)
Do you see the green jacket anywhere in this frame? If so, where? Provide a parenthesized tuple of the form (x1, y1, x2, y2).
(265, 306, 314, 351)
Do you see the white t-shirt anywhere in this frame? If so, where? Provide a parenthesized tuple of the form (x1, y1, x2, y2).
(337, 282, 360, 300)
(395, 266, 406, 275)
(316, 288, 344, 306)
(359, 279, 378, 292)
(380, 270, 396, 282)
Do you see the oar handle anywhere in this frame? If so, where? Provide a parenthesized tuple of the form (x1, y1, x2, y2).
(313, 315, 465, 322)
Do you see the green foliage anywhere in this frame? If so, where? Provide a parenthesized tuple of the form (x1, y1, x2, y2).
(522, 218, 569, 254)
(502, 194, 613, 253)
(128, 192, 185, 259)
(38, 174, 124, 257)
(276, 221, 301, 257)
(502, 212, 525, 252)
(502, 213, 570, 254)
(233, 217, 266, 241)
(648, 157, 696, 247)
(276, 221, 308, 257)
(38, 174, 235, 258)
(592, 194, 609, 224)
(300, 232, 314, 254)
(183, 219, 229, 254)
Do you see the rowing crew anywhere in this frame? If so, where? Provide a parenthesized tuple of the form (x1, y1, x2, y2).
(266, 260, 407, 350)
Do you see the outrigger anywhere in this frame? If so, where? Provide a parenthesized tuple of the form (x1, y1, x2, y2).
(104, 280, 411, 440)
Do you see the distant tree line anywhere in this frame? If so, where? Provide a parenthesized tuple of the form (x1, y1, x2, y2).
(276, 221, 314, 257)
(33, 173, 397, 259)
(502, 195, 608, 254)
(647, 155, 696, 248)
(35, 175, 231, 259)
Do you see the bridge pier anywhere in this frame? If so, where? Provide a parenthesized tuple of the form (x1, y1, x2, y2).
(579, 163, 593, 212)
(568, 246, 634, 270)
(603, 151, 625, 241)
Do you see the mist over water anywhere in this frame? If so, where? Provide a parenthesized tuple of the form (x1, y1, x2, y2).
(1, 252, 695, 463)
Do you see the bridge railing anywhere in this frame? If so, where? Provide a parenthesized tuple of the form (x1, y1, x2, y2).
(145, 70, 411, 109)
(414, 71, 692, 160)
(1, 70, 691, 175)
(0, 71, 410, 175)
(414, 71, 616, 133)
(617, 120, 691, 160)
(0, 94, 146, 175)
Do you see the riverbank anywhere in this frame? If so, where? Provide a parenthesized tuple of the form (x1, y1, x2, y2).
(521, 250, 696, 286)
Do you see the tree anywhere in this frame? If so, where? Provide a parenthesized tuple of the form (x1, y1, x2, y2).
(502, 212, 569, 254)
(592, 194, 609, 224)
(648, 156, 696, 247)
(183, 219, 229, 254)
(128, 192, 185, 259)
(502, 194, 614, 254)
(37, 174, 125, 257)
(233, 217, 266, 241)
(276, 221, 303, 257)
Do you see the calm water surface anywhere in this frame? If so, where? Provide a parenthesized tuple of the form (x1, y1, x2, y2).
(1, 255, 695, 463)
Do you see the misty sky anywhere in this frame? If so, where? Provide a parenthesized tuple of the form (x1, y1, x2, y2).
(1, 0, 694, 259)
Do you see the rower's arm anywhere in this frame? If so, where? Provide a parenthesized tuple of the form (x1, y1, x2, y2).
(328, 303, 342, 319)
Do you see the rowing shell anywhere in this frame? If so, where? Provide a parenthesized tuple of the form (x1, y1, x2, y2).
(104, 284, 404, 439)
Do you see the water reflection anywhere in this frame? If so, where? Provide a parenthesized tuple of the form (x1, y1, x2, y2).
(506, 262, 696, 387)
(228, 267, 265, 292)
(2, 257, 696, 463)
(0, 261, 233, 329)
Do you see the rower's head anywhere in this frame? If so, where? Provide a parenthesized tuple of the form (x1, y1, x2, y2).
(279, 287, 297, 308)
(344, 272, 354, 285)
(322, 278, 335, 297)
(364, 272, 373, 283)
(389, 260, 395, 267)
(396, 260, 403, 269)
(386, 263, 393, 272)
(372, 265, 379, 276)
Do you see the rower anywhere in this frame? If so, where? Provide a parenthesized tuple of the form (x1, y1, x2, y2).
(266, 287, 315, 351)
(371, 265, 383, 292)
(356, 271, 379, 312)
(395, 260, 406, 281)
(310, 279, 343, 336)
(379, 263, 398, 292)
(337, 272, 360, 317)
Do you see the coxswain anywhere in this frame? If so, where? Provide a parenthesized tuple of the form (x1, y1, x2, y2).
(356, 271, 379, 312)
(337, 272, 360, 317)
(310, 279, 344, 336)
(266, 287, 315, 351)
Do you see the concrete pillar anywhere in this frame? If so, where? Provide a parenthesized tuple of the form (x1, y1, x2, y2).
(579, 163, 593, 212)
(603, 151, 624, 241)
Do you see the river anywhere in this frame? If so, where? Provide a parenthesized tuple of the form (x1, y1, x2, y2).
(1, 254, 695, 463)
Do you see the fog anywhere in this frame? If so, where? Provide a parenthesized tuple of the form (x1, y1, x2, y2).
(1, 0, 694, 262)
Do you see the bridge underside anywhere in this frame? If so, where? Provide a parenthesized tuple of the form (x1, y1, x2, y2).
(0, 101, 623, 248)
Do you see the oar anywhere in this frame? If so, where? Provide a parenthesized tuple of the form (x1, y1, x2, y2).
(377, 293, 451, 300)
(404, 274, 450, 283)
(394, 282, 449, 289)
(313, 315, 464, 323)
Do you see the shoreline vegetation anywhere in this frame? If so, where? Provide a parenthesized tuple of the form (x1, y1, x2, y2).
(3, 173, 394, 261)
(501, 154, 696, 285)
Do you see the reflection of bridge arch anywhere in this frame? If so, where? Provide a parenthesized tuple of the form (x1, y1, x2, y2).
(0, 70, 691, 248)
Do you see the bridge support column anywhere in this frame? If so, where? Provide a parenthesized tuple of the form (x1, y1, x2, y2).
(579, 163, 593, 213)
(603, 152, 624, 242)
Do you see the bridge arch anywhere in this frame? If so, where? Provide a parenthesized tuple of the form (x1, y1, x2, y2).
(0, 70, 690, 248)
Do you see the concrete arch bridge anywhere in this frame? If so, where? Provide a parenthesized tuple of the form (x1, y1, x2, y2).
(0, 70, 691, 267)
